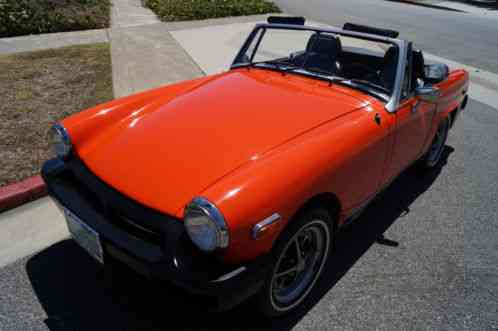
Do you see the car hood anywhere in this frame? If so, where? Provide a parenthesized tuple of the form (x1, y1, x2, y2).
(76, 69, 368, 216)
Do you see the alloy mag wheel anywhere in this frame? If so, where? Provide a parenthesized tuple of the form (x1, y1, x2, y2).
(426, 118, 449, 167)
(268, 219, 330, 313)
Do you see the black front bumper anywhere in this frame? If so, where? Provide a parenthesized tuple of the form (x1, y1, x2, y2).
(42, 157, 271, 311)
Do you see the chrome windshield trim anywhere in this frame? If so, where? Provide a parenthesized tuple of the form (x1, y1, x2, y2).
(385, 39, 409, 113)
(252, 213, 281, 239)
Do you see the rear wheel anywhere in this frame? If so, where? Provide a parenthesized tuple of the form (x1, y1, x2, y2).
(420, 117, 450, 169)
(257, 207, 332, 316)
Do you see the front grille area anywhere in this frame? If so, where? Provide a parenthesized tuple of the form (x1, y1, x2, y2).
(62, 157, 181, 246)
(109, 209, 162, 244)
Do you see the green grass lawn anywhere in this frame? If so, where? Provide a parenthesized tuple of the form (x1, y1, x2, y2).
(0, 43, 113, 187)
(0, 0, 111, 38)
(143, 0, 280, 22)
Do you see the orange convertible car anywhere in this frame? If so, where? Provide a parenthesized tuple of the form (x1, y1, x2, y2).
(42, 18, 469, 315)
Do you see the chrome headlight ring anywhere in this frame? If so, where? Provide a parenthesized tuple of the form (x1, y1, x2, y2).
(51, 123, 72, 158)
(184, 197, 229, 252)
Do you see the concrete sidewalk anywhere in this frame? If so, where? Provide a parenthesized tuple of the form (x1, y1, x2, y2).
(108, 13, 270, 97)
(0, 29, 109, 54)
(109, 23, 204, 97)
(111, 0, 160, 28)
(0, 198, 68, 268)
(108, 0, 202, 97)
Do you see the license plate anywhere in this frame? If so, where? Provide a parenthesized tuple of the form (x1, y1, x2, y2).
(63, 208, 104, 264)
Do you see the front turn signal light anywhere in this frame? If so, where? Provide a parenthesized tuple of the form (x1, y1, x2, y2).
(252, 213, 282, 240)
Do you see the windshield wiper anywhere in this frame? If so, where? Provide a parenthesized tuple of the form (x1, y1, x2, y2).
(252, 60, 300, 73)
(337, 78, 390, 94)
(328, 78, 390, 101)
(288, 68, 345, 85)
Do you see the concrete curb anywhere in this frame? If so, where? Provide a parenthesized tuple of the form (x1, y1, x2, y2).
(385, 0, 466, 12)
(0, 176, 47, 213)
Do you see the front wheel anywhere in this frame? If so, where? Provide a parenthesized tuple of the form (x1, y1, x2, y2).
(256, 207, 332, 316)
(420, 117, 450, 169)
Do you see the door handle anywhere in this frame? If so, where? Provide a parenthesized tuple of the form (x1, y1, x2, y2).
(375, 113, 381, 125)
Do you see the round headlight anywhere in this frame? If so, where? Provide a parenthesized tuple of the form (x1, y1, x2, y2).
(51, 123, 72, 158)
(184, 197, 229, 252)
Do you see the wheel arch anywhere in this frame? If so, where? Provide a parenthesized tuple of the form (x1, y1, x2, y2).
(461, 94, 468, 110)
(291, 192, 342, 233)
(448, 105, 459, 128)
(449, 94, 467, 128)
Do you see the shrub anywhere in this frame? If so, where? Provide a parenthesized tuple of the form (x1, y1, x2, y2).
(0, 0, 111, 38)
(143, 0, 280, 22)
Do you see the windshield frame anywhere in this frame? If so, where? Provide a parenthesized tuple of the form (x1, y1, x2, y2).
(231, 23, 408, 113)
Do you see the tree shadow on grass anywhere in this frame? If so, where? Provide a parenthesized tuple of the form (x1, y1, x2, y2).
(26, 147, 454, 331)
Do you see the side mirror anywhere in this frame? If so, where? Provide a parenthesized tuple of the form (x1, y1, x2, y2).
(424, 63, 449, 84)
(415, 86, 440, 103)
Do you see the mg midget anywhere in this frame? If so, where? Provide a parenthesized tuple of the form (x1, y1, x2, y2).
(42, 17, 469, 316)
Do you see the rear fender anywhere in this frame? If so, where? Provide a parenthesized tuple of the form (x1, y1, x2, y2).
(434, 69, 469, 122)
(419, 69, 468, 154)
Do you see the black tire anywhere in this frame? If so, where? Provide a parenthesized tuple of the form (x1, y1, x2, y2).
(256, 207, 333, 317)
(420, 117, 450, 169)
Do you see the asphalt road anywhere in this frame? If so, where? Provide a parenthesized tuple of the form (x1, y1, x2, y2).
(274, 0, 498, 74)
(1, 2, 498, 330)
(1, 99, 497, 330)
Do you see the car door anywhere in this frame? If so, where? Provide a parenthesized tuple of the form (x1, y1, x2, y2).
(386, 49, 435, 181)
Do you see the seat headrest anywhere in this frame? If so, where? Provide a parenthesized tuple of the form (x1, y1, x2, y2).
(380, 46, 399, 91)
(306, 34, 342, 58)
(412, 49, 425, 79)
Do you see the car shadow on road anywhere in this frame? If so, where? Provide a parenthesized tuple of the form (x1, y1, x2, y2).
(26, 147, 454, 331)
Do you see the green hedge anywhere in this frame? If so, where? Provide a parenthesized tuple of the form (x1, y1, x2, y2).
(143, 0, 280, 21)
(0, 0, 111, 38)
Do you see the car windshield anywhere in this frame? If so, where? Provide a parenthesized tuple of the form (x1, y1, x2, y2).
(233, 27, 399, 101)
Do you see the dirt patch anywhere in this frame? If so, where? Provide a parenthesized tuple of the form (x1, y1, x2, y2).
(0, 43, 113, 187)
